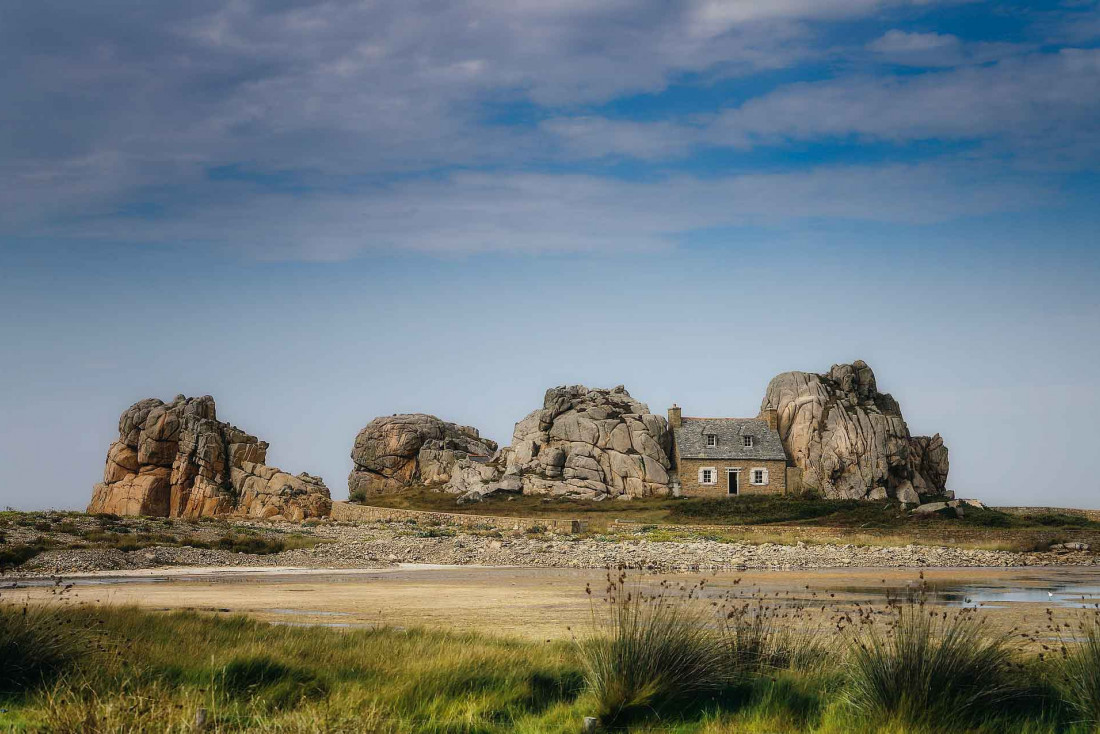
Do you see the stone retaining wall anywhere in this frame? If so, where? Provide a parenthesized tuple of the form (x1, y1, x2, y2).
(330, 501, 586, 534)
(608, 520, 1100, 548)
(995, 507, 1100, 522)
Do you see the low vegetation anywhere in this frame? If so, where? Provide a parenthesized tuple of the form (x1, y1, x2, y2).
(845, 595, 1016, 728)
(0, 511, 325, 571)
(5, 575, 1100, 732)
(363, 487, 1100, 529)
(577, 572, 726, 725)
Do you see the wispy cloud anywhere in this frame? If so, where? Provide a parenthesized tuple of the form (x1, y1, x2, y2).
(25, 162, 1049, 259)
(0, 0, 1094, 259)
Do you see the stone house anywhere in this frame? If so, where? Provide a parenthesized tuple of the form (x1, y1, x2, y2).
(667, 405, 788, 497)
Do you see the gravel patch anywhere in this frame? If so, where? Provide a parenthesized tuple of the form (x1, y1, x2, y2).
(10, 520, 1099, 576)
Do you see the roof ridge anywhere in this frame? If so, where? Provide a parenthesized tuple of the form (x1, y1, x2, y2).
(682, 416, 765, 421)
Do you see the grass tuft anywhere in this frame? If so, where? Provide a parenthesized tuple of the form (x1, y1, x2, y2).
(0, 603, 90, 693)
(577, 570, 726, 726)
(845, 592, 1016, 729)
(1053, 610, 1100, 725)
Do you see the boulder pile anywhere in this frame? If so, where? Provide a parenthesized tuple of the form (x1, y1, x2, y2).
(761, 360, 949, 502)
(347, 414, 498, 497)
(88, 395, 331, 520)
(502, 385, 672, 499)
(346, 386, 674, 502)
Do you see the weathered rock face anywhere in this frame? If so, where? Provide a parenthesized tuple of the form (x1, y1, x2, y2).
(504, 385, 673, 499)
(88, 395, 331, 520)
(347, 414, 498, 497)
(761, 361, 949, 501)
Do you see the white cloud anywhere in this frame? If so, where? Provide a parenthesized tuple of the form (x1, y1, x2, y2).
(869, 29, 960, 52)
(539, 49, 1100, 169)
(27, 162, 1049, 259)
(0, 0, 1090, 258)
(867, 29, 1031, 67)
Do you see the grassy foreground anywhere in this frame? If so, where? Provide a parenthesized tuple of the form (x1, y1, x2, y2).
(3, 582, 1100, 733)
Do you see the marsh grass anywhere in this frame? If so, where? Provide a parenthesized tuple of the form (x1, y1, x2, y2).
(577, 571, 728, 726)
(1, 605, 586, 732)
(2, 576, 1091, 732)
(844, 590, 1017, 729)
(1052, 610, 1100, 726)
(0, 601, 98, 694)
(720, 598, 828, 674)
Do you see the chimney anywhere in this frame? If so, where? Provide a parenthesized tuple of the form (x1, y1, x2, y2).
(759, 408, 778, 430)
(668, 404, 682, 429)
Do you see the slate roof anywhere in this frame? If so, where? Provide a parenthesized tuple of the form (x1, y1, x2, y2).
(674, 418, 787, 461)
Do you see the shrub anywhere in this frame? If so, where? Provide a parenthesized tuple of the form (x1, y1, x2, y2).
(577, 571, 726, 726)
(212, 534, 288, 554)
(0, 604, 88, 693)
(0, 539, 52, 571)
(846, 594, 1015, 727)
(1053, 611, 1100, 724)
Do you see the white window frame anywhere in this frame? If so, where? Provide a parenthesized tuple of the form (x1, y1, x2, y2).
(698, 467, 717, 485)
(705, 434, 717, 447)
(742, 436, 754, 448)
(750, 467, 769, 486)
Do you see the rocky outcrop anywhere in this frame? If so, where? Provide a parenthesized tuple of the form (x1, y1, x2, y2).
(88, 395, 331, 520)
(503, 385, 673, 499)
(347, 414, 498, 497)
(761, 360, 949, 502)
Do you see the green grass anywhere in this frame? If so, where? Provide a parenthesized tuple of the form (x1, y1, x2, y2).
(0, 604, 586, 732)
(1, 594, 1095, 733)
(578, 572, 727, 726)
(0, 538, 51, 571)
(1053, 611, 1100, 726)
(359, 488, 1100, 534)
(0, 604, 90, 694)
(845, 595, 1018, 730)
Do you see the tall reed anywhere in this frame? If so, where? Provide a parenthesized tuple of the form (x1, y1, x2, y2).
(0, 602, 89, 693)
(1053, 609, 1100, 725)
(576, 571, 726, 726)
(845, 592, 1015, 728)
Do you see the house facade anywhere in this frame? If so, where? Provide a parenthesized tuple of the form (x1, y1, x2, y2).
(667, 405, 788, 497)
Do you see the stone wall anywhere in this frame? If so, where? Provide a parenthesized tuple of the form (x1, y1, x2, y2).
(676, 458, 788, 498)
(607, 520, 1100, 548)
(995, 507, 1100, 522)
(330, 501, 586, 534)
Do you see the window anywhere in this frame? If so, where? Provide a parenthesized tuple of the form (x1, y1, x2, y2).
(743, 436, 754, 448)
(706, 434, 717, 447)
(699, 468, 716, 485)
(751, 468, 769, 486)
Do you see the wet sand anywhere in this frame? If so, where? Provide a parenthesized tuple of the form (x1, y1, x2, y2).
(7, 565, 1100, 642)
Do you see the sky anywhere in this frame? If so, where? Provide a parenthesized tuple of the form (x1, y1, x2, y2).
(1, 0, 1098, 510)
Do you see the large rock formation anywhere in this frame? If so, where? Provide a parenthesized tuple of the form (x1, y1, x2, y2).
(347, 414, 498, 497)
(88, 395, 331, 520)
(761, 360, 949, 502)
(503, 385, 673, 499)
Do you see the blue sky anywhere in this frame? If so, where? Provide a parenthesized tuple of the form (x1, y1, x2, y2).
(1, 0, 1098, 510)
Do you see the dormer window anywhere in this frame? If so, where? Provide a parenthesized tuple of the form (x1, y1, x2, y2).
(705, 434, 717, 447)
(743, 436, 754, 448)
